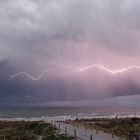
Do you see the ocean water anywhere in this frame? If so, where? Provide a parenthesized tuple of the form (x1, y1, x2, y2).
(0, 106, 139, 120)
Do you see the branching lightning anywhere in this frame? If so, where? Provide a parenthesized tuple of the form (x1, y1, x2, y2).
(9, 43, 140, 81)
(83, 43, 88, 55)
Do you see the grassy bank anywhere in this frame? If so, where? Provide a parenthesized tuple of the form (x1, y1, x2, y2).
(0, 121, 73, 140)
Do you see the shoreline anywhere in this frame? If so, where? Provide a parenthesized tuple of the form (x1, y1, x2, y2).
(0, 114, 139, 121)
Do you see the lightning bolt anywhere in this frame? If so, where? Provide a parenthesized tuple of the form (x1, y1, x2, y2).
(78, 64, 140, 74)
(9, 43, 140, 81)
(10, 64, 140, 81)
(9, 69, 56, 81)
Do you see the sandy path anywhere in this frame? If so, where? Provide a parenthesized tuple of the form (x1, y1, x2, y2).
(55, 122, 122, 140)
(37, 136, 42, 140)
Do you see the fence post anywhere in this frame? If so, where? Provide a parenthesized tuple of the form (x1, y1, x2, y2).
(59, 124, 60, 132)
(111, 130, 114, 138)
(90, 134, 93, 140)
(96, 129, 98, 135)
(65, 126, 67, 136)
(74, 129, 77, 140)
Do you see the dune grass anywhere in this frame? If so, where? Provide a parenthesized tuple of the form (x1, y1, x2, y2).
(0, 121, 73, 140)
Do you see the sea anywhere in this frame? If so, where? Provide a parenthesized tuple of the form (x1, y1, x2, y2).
(0, 106, 139, 121)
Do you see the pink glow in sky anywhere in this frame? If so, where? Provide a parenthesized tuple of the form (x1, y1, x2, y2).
(1, 0, 140, 104)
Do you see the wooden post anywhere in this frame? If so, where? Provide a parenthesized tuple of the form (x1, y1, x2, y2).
(90, 134, 93, 140)
(96, 129, 98, 135)
(59, 124, 60, 132)
(65, 126, 67, 136)
(112, 134, 114, 138)
(111, 130, 114, 138)
(74, 129, 77, 140)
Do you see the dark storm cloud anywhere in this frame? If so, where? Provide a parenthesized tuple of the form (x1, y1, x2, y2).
(0, 0, 140, 49)
(0, 58, 9, 66)
(1, 0, 140, 104)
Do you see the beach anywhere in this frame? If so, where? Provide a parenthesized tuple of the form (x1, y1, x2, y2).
(0, 106, 139, 140)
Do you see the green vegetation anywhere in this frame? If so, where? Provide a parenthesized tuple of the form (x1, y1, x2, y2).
(0, 121, 73, 140)
(66, 117, 140, 139)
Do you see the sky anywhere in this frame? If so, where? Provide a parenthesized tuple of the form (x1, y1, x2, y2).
(1, 0, 140, 105)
